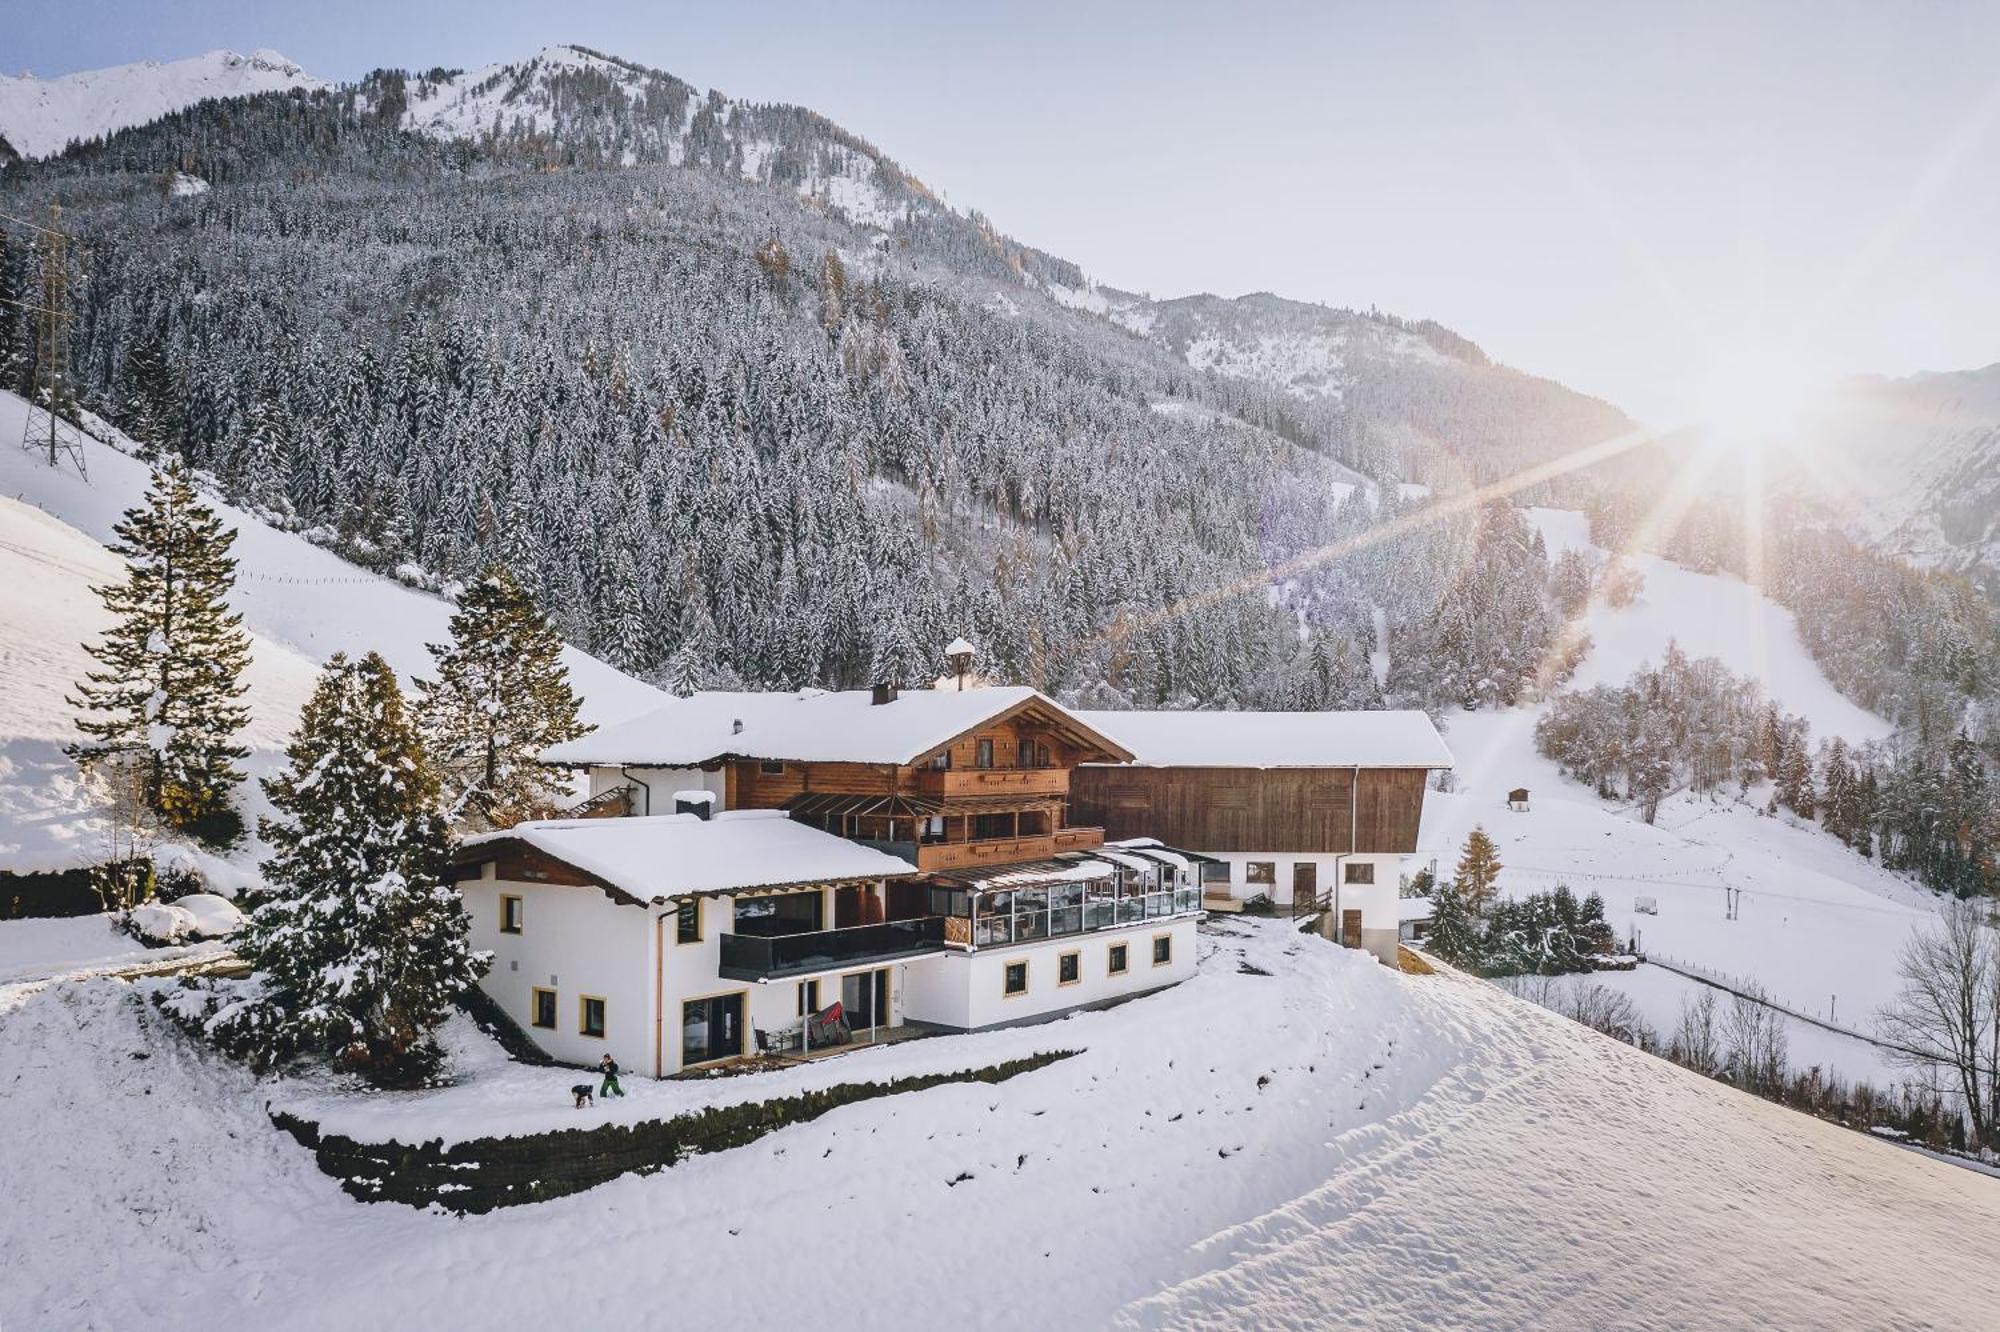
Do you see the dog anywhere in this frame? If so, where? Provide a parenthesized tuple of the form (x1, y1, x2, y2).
(571, 1083, 595, 1109)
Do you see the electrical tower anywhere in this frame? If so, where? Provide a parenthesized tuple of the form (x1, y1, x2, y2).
(7, 204, 88, 478)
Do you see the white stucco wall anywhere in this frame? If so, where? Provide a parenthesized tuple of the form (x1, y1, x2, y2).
(461, 867, 661, 1077)
(586, 764, 728, 815)
(1204, 851, 1404, 935)
(900, 916, 1199, 1031)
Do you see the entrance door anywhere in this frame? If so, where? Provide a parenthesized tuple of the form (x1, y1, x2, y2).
(682, 993, 744, 1067)
(841, 968, 890, 1030)
(1292, 862, 1318, 911)
(1342, 909, 1363, 949)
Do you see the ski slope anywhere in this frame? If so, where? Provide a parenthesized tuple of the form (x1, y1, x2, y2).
(0, 392, 666, 874)
(2, 919, 1992, 1330)
(1423, 511, 1930, 1089)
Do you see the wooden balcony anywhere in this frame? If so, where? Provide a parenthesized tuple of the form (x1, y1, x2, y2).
(911, 765, 1070, 799)
(913, 827, 1102, 871)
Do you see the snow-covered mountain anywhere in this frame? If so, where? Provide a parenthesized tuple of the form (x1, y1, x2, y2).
(389, 45, 946, 240)
(0, 49, 323, 160)
(1098, 289, 1635, 488)
(1799, 364, 2000, 596)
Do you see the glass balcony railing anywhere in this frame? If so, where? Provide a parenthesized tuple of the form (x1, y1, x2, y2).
(717, 917, 947, 980)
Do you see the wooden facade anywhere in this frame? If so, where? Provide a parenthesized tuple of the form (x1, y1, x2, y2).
(1068, 766, 1429, 855)
(726, 698, 1124, 877)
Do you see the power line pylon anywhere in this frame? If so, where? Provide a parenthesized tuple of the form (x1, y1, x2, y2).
(9, 204, 88, 478)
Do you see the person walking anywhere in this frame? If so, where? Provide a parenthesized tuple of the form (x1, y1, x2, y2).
(598, 1053, 625, 1099)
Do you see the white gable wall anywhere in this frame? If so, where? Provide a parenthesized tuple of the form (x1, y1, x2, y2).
(461, 866, 661, 1076)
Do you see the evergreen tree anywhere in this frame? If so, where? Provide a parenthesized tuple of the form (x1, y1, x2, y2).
(1454, 826, 1504, 912)
(214, 652, 487, 1084)
(67, 463, 252, 846)
(417, 566, 590, 829)
(1424, 878, 1482, 969)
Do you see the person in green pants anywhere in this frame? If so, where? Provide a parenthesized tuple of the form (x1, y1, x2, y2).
(598, 1054, 625, 1099)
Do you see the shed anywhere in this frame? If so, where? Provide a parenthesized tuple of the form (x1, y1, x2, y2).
(1506, 787, 1530, 812)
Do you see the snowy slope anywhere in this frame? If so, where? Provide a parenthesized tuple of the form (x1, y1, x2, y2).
(1422, 510, 1926, 1087)
(3, 920, 1994, 1329)
(0, 392, 666, 872)
(0, 50, 323, 159)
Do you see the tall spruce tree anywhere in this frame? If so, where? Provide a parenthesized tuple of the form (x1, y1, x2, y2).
(416, 566, 589, 829)
(67, 462, 253, 846)
(218, 652, 486, 1084)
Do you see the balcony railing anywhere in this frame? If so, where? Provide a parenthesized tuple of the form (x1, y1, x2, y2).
(911, 766, 1070, 798)
(717, 917, 947, 981)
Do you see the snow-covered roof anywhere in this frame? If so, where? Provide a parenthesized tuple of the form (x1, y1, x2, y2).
(1399, 897, 1436, 923)
(543, 687, 1132, 767)
(460, 810, 916, 904)
(1075, 709, 1453, 770)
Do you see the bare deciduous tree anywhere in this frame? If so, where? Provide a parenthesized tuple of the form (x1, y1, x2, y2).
(1876, 900, 1999, 1148)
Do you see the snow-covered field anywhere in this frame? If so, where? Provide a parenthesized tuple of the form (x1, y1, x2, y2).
(0, 391, 665, 874)
(3, 918, 1993, 1330)
(1422, 509, 1934, 1088)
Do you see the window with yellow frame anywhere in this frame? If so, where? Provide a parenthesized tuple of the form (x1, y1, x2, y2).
(579, 995, 607, 1038)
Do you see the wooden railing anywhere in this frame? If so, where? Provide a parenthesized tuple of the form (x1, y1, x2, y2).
(910, 827, 1100, 871)
(911, 766, 1070, 798)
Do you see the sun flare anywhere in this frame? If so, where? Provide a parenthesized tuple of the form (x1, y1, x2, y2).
(1690, 338, 1833, 449)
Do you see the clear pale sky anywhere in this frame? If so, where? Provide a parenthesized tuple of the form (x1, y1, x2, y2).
(15, 1, 2000, 423)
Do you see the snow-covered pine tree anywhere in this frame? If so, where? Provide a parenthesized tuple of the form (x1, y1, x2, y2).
(66, 462, 253, 847)
(1424, 878, 1482, 970)
(216, 651, 487, 1084)
(1454, 826, 1504, 912)
(416, 566, 590, 829)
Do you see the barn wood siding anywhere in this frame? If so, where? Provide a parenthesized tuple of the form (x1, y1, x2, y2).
(1068, 767, 1428, 854)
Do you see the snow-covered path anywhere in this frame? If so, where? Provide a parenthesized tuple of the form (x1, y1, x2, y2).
(4, 921, 1993, 1330)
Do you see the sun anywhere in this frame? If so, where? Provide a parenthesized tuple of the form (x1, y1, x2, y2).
(1689, 337, 1832, 450)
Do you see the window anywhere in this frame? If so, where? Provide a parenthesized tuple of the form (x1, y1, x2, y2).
(530, 987, 556, 1030)
(1108, 943, 1129, 976)
(975, 738, 994, 769)
(927, 750, 951, 770)
(1245, 862, 1276, 887)
(579, 995, 607, 1039)
(1058, 951, 1081, 986)
(796, 978, 821, 1016)
(676, 897, 702, 944)
(1017, 738, 1034, 768)
(1153, 934, 1173, 966)
(1344, 862, 1376, 885)
(759, 760, 784, 775)
(1003, 960, 1029, 997)
(499, 894, 523, 934)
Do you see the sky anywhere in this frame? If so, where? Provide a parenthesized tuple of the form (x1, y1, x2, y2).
(13, 1, 2000, 424)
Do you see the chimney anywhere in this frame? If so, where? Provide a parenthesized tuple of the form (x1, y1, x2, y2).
(731, 718, 744, 734)
(871, 683, 899, 706)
